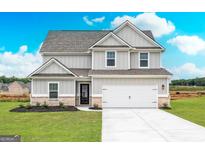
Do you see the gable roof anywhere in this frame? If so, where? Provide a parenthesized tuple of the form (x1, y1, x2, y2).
(40, 25, 159, 53)
(28, 58, 78, 77)
(89, 32, 131, 49)
(113, 20, 164, 50)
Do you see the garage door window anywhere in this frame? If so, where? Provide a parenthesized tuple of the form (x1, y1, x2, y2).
(106, 51, 116, 67)
(139, 52, 149, 68)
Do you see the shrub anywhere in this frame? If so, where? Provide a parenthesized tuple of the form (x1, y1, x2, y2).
(25, 104, 32, 109)
(93, 103, 99, 109)
(59, 102, 64, 108)
(36, 102, 41, 107)
(162, 103, 171, 109)
(19, 104, 25, 108)
(42, 102, 48, 108)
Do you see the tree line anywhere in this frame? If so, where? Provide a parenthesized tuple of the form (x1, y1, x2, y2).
(171, 77, 205, 86)
(0, 76, 30, 84)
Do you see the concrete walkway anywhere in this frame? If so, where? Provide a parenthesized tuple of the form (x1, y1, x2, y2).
(77, 106, 102, 112)
(102, 109, 205, 142)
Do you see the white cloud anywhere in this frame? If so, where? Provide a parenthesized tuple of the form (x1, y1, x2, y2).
(171, 63, 205, 79)
(18, 45, 28, 54)
(83, 16, 93, 26)
(111, 13, 175, 37)
(92, 16, 105, 23)
(83, 16, 105, 26)
(167, 35, 205, 55)
(0, 44, 42, 77)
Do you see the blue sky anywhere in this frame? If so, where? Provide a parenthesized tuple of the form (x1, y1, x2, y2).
(0, 12, 205, 79)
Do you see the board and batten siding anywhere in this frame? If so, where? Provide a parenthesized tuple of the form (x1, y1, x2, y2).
(92, 51, 128, 69)
(92, 78, 168, 95)
(32, 79, 75, 96)
(40, 62, 67, 74)
(130, 52, 161, 68)
(115, 26, 155, 47)
(43, 55, 91, 68)
(100, 36, 122, 46)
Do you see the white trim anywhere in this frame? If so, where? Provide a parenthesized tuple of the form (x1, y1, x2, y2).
(138, 52, 150, 69)
(92, 94, 102, 97)
(31, 77, 76, 79)
(158, 94, 169, 98)
(90, 75, 171, 78)
(91, 51, 94, 69)
(42, 52, 91, 56)
(32, 94, 75, 97)
(113, 20, 164, 50)
(28, 58, 77, 78)
(31, 79, 33, 97)
(105, 50, 117, 68)
(89, 32, 131, 49)
(128, 50, 130, 69)
(59, 94, 75, 97)
(48, 82, 59, 99)
(160, 52, 162, 68)
(32, 94, 48, 97)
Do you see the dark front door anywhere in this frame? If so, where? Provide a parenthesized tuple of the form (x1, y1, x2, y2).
(80, 84, 89, 104)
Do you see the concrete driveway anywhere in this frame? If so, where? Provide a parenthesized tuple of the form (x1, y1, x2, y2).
(102, 109, 205, 142)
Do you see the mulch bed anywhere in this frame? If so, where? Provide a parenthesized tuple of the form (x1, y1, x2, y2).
(10, 106, 79, 112)
(88, 107, 102, 110)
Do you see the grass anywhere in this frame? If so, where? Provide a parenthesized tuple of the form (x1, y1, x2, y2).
(164, 96, 205, 127)
(0, 102, 102, 142)
(170, 85, 205, 91)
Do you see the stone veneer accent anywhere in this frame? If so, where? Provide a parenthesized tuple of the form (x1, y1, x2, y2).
(91, 97, 102, 108)
(158, 95, 171, 108)
(92, 96, 170, 108)
(31, 97, 75, 106)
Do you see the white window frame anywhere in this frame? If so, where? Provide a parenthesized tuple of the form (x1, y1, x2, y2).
(138, 52, 150, 68)
(48, 82, 59, 100)
(105, 50, 117, 68)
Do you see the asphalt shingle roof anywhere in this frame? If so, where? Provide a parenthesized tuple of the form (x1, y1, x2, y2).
(89, 68, 172, 76)
(40, 30, 155, 53)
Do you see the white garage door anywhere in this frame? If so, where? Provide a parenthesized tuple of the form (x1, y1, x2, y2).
(102, 85, 158, 108)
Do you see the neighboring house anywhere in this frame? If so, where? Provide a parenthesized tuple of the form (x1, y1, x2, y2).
(0, 83, 9, 93)
(28, 20, 172, 108)
(8, 81, 30, 96)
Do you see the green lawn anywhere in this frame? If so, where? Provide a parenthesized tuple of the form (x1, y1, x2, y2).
(0, 102, 102, 142)
(164, 96, 205, 127)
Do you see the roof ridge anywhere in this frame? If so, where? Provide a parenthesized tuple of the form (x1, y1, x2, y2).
(48, 30, 112, 32)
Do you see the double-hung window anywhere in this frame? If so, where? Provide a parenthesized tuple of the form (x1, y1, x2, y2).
(139, 52, 149, 68)
(49, 82, 58, 99)
(106, 51, 116, 67)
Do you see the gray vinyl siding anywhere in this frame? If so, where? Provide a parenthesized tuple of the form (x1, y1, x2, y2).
(43, 55, 91, 68)
(92, 78, 168, 95)
(150, 52, 161, 68)
(130, 52, 139, 69)
(92, 51, 128, 69)
(130, 52, 161, 68)
(115, 26, 155, 47)
(100, 36, 122, 46)
(32, 79, 75, 96)
(40, 62, 67, 74)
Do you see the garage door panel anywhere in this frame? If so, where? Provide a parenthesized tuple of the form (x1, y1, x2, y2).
(102, 86, 158, 108)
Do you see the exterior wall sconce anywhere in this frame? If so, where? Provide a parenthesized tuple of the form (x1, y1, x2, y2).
(162, 84, 165, 90)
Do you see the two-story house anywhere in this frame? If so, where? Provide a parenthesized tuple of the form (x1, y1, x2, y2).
(28, 20, 172, 108)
